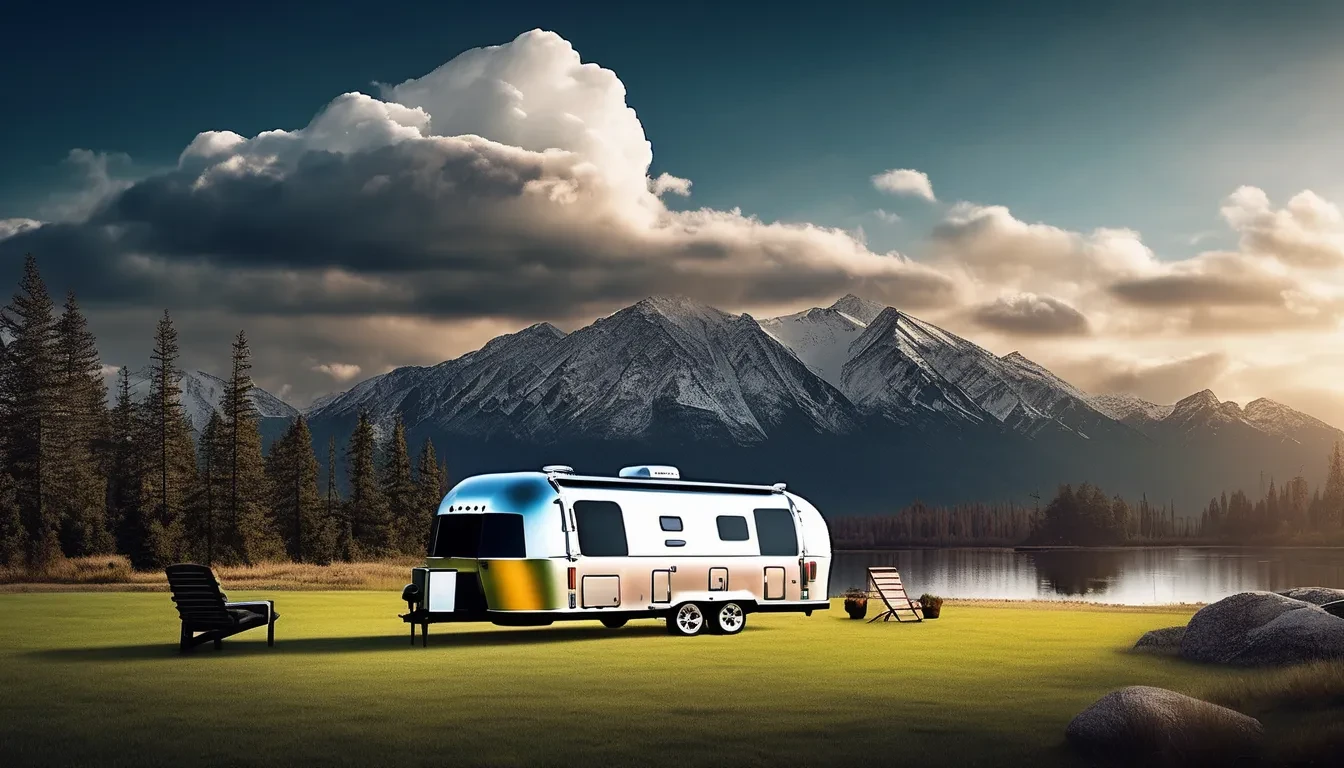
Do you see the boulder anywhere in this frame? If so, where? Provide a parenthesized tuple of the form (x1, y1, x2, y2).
(1181, 591, 1344, 666)
(1066, 686, 1262, 765)
(1277, 587, 1344, 606)
(1134, 625, 1185, 654)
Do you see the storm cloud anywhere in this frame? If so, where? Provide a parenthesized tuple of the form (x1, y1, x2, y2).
(971, 293, 1090, 336)
(0, 31, 954, 327)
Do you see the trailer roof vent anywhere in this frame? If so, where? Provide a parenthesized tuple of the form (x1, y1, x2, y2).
(618, 465, 680, 479)
(542, 465, 574, 474)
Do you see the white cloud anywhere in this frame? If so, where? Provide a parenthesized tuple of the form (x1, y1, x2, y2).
(10, 28, 1344, 413)
(930, 202, 1157, 292)
(4, 29, 952, 329)
(1220, 185, 1344, 268)
(871, 168, 936, 202)
(0, 218, 42, 240)
(649, 172, 691, 197)
(312, 363, 363, 382)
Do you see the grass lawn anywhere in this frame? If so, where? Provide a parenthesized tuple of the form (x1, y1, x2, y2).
(0, 592, 1284, 767)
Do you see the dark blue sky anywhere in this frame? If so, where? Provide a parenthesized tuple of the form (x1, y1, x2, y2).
(7, 0, 1344, 256)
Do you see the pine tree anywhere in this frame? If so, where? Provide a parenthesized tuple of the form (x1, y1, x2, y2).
(52, 292, 112, 556)
(326, 435, 347, 560)
(0, 255, 61, 567)
(1324, 442, 1344, 529)
(188, 410, 226, 565)
(0, 471, 26, 565)
(345, 410, 388, 557)
(218, 331, 279, 564)
(105, 367, 142, 556)
(136, 311, 197, 568)
(266, 416, 333, 564)
(415, 438, 443, 554)
(380, 418, 417, 554)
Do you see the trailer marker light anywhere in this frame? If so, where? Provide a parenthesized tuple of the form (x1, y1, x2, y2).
(567, 567, 576, 590)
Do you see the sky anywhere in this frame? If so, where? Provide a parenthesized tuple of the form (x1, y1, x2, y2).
(4, 0, 1344, 421)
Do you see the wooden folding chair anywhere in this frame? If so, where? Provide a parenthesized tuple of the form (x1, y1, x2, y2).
(866, 566, 923, 623)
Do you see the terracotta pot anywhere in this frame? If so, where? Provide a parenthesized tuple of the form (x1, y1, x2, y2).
(844, 597, 868, 620)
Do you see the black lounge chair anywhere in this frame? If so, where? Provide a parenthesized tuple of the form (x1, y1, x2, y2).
(166, 564, 279, 653)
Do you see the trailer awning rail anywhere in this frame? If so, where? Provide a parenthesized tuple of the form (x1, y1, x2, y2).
(550, 474, 782, 496)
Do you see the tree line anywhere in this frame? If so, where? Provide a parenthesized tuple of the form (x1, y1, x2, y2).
(0, 255, 446, 570)
(835, 454, 1344, 549)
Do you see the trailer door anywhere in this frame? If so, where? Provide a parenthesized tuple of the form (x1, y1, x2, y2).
(651, 569, 672, 604)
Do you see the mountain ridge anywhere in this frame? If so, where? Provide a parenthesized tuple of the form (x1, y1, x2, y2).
(295, 294, 1341, 515)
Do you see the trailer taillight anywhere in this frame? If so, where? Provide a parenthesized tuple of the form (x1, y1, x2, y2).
(567, 567, 576, 590)
(808, 561, 817, 580)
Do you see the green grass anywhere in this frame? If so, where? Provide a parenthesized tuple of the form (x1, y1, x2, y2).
(0, 593, 1293, 767)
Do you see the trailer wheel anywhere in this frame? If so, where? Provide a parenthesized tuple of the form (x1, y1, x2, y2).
(667, 602, 706, 636)
(712, 602, 746, 635)
(600, 616, 628, 629)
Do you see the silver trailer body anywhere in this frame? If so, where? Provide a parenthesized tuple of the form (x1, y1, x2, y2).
(404, 465, 831, 636)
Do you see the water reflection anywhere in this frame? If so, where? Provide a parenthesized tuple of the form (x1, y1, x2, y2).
(830, 547, 1344, 605)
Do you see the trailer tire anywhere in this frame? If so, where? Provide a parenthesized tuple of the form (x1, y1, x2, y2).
(667, 602, 707, 636)
(600, 616, 628, 629)
(712, 602, 746, 635)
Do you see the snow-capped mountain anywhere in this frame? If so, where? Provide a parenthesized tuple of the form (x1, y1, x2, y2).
(305, 321, 567, 438)
(1087, 393, 1175, 430)
(301, 293, 1344, 514)
(127, 368, 298, 435)
(312, 297, 858, 444)
(1242, 397, 1342, 444)
(762, 299, 1121, 437)
(758, 301, 870, 388)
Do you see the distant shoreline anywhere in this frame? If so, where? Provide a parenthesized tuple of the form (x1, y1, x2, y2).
(835, 544, 1344, 552)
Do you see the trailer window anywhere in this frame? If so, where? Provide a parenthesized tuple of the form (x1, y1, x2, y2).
(433, 514, 482, 558)
(659, 516, 683, 532)
(754, 508, 798, 556)
(479, 513, 526, 558)
(716, 515, 749, 541)
(574, 501, 628, 557)
(430, 513, 526, 558)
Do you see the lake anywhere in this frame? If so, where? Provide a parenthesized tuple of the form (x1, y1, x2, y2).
(830, 547, 1344, 605)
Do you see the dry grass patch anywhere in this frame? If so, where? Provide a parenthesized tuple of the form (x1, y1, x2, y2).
(1204, 660, 1344, 715)
(0, 555, 419, 592)
(1202, 661, 1344, 766)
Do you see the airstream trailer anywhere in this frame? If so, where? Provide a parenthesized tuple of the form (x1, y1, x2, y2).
(400, 464, 831, 641)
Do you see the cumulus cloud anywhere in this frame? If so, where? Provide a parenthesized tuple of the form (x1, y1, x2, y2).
(871, 168, 936, 201)
(1, 29, 952, 329)
(1220, 186, 1344, 268)
(971, 293, 1090, 336)
(931, 203, 1157, 290)
(7, 27, 1344, 411)
(312, 362, 363, 382)
(649, 172, 691, 197)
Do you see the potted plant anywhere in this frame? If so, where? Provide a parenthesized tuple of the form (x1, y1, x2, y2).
(919, 593, 943, 619)
(843, 587, 868, 620)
